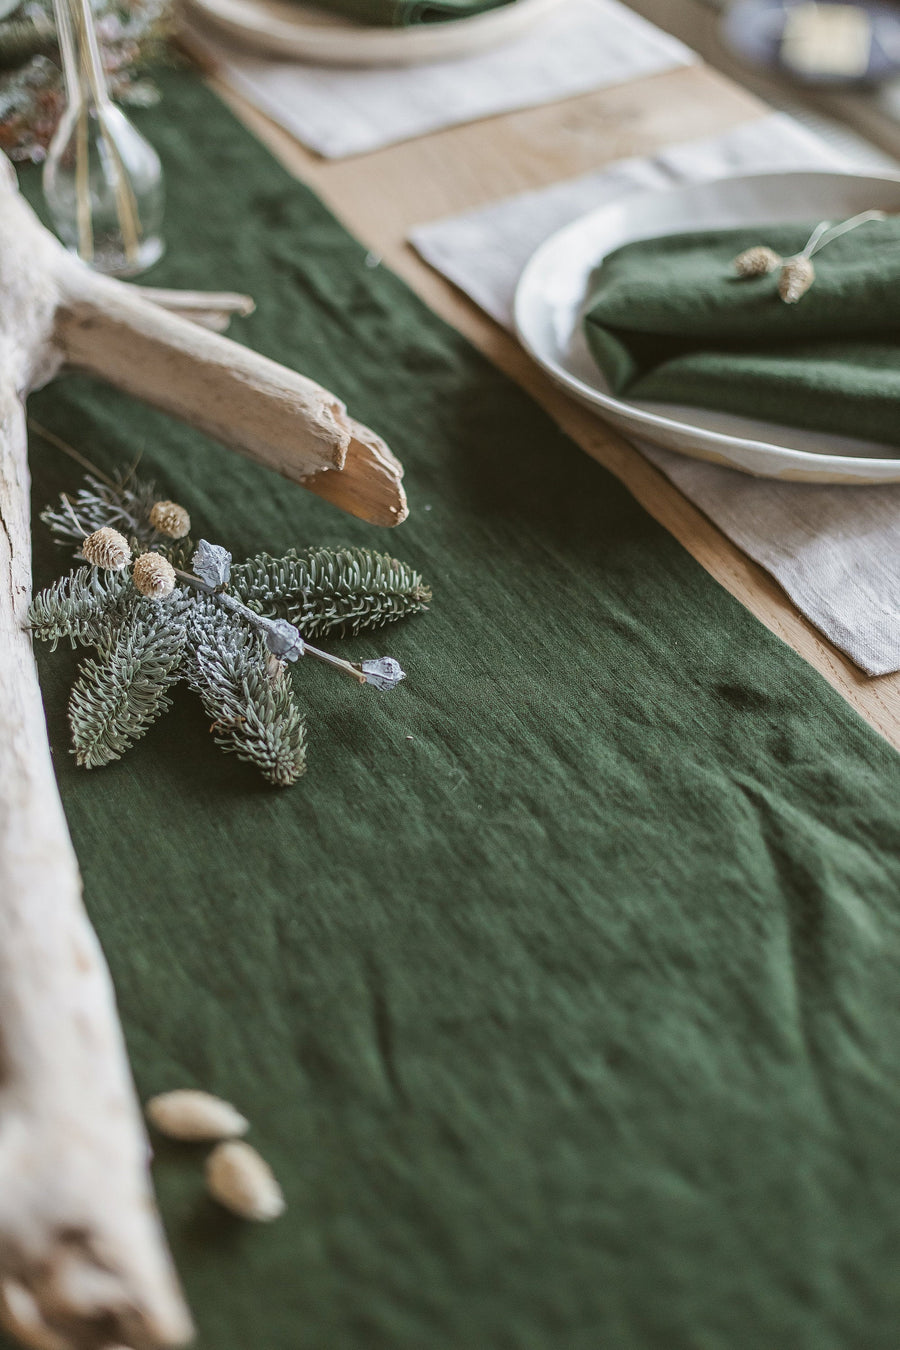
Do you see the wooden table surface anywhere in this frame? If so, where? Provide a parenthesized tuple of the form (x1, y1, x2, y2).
(205, 46, 900, 748)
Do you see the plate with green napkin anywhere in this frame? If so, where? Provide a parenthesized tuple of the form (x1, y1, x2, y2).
(513, 169, 900, 483)
(186, 0, 562, 65)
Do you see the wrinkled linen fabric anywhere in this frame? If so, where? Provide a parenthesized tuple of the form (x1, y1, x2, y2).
(583, 218, 900, 446)
(15, 71, 900, 1350)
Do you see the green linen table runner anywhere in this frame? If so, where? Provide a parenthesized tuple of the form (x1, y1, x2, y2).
(299, 0, 511, 29)
(16, 71, 900, 1350)
(583, 218, 900, 446)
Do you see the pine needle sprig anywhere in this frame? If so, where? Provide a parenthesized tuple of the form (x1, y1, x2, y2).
(28, 565, 131, 650)
(185, 602, 307, 786)
(41, 472, 161, 549)
(68, 599, 185, 768)
(231, 547, 432, 638)
(30, 468, 431, 786)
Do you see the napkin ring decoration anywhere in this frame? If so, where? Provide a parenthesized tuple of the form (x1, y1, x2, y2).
(733, 209, 886, 304)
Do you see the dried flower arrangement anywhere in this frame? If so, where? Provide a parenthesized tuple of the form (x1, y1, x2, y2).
(29, 464, 432, 785)
(733, 209, 886, 304)
(0, 0, 172, 162)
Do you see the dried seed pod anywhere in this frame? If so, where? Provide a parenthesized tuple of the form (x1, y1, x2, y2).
(733, 245, 781, 277)
(145, 1090, 249, 1142)
(149, 499, 191, 540)
(132, 551, 177, 600)
(206, 1141, 285, 1222)
(778, 256, 815, 304)
(81, 526, 131, 571)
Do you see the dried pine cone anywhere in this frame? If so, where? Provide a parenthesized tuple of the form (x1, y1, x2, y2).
(133, 551, 177, 600)
(81, 527, 132, 570)
(149, 499, 191, 539)
(779, 256, 815, 304)
(734, 245, 781, 277)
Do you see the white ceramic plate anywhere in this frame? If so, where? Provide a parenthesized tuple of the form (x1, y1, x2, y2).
(513, 170, 900, 483)
(183, 0, 563, 66)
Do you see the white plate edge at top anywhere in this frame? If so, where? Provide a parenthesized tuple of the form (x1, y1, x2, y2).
(183, 0, 565, 66)
(512, 168, 900, 484)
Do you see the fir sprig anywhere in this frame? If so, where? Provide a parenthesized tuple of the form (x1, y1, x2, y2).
(29, 469, 431, 787)
(28, 565, 130, 650)
(231, 547, 432, 638)
(68, 600, 184, 768)
(40, 471, 161, 549)
(186, 604, 308, 787)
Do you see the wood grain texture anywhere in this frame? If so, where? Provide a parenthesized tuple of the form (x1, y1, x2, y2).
(208, 59, 900, 747)
(0, 161, 192, 1350)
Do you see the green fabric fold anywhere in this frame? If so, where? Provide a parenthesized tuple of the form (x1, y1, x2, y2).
(582, 218, 900, 446)
(14, 74, 900, 1350)
(304, 0, 512, 29)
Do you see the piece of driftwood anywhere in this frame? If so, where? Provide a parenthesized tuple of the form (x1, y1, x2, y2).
(0, 153, 406, 1350)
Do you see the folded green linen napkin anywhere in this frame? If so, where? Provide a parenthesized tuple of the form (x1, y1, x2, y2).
(582, 216, 900, 446)
(307, 0, 513, 28)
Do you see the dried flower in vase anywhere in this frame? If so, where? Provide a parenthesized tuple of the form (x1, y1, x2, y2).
(0, 0, 173, 164)
(30, 466, 432, 786)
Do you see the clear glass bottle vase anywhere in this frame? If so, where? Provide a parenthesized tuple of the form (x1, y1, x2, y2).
(42, 0, 164, 276)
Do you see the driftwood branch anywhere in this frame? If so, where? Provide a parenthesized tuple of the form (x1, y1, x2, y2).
(0, 149, 408, 1350)
(7, 157, 408, 528)
(0, 386, 192, 1348)
(131, 286, 257, 332)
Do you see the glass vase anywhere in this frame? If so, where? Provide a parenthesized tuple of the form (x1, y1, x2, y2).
(42, 0, 164, 276)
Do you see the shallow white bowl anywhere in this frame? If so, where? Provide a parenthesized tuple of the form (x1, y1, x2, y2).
(513, 170, 900, 484)
(184, 0, 563, 66)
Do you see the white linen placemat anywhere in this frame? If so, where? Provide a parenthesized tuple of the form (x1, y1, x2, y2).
(188, 0, 694, 158)
(410, 115, 900, 675)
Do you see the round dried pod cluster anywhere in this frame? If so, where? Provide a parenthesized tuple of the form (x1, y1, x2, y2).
(133, 551, 177, 600)
(81, 527, 132, 571)
(150, 499, 191, 540)
(733, 245, 781, 278)
(206, 1140, 286, 1222)
(146, 1090, 249, 1142)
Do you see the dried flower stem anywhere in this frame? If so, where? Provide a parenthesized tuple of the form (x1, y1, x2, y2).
(171, 566, 370, 685)
(27, 419, 117, 486)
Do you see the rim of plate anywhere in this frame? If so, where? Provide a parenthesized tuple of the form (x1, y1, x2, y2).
(513, 169, 900, 481)
(183, 0, 565, 66)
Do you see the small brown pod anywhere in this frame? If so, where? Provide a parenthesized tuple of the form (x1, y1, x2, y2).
(733, 245, 781, 277)
(132, 551, 177, 600)
(206, 1141, 286, 1222)
(145, 1090, 249, 1142)
(81, 527, 131, 571)
(778, 256, 815, 304)
(149, 499, 191, 540)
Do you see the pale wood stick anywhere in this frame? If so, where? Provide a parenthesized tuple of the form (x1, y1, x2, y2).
(133, 286, 257, 332)
(0, 374, 192, 1350)
(0, 144, 406, 1350)
(55, 269, 408, 522)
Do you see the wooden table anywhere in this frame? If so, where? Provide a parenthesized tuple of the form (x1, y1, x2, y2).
(205, 44, 900, 748)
